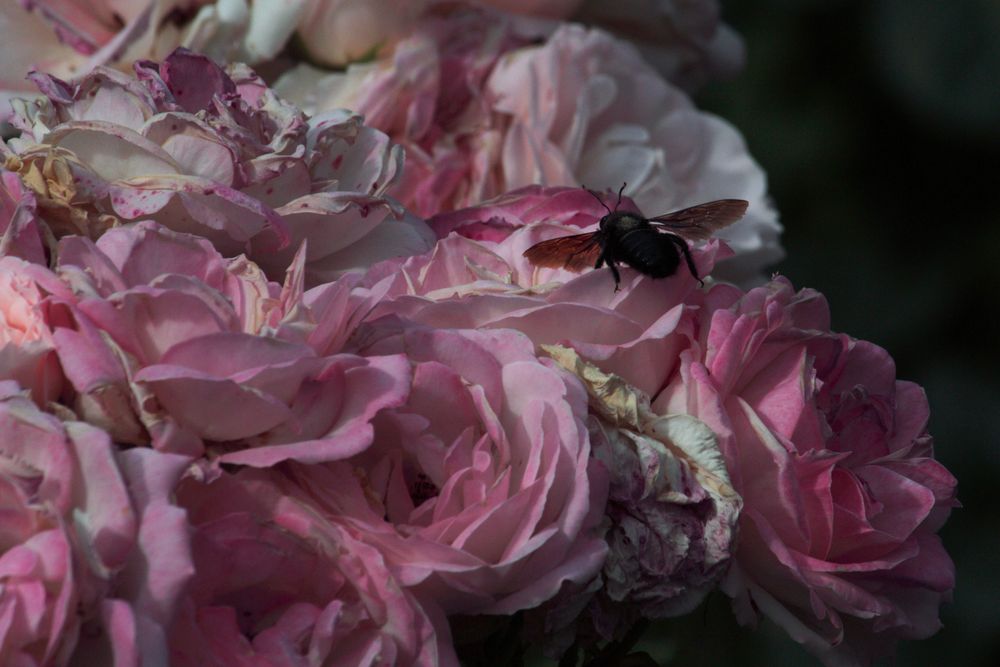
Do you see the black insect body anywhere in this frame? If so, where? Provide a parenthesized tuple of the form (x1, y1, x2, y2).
(523, 184, 748, 290)
(593, 210, 700, 288)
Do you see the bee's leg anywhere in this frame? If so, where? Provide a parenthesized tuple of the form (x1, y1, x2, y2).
(608, 261, 622, 292)
(595, 248, 620, 291)
(670, 236, 703, 287)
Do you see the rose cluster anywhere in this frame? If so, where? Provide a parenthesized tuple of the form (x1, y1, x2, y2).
(0, 3, 955, 667)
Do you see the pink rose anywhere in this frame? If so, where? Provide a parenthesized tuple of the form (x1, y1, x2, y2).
(169, 468, 457, 666)
(273, 12, 780, 283)
(657, 278, 958, 665)
(367, 186, 725, 399)
(272, 11, 533, 217)
(485, 24, 777, 283)
(53, 221, 411, 465)
(0, 255, 73, 404)
(0, 384, 137, 666)
(287, 325, 609, 616)
(7, 49, 431, 285)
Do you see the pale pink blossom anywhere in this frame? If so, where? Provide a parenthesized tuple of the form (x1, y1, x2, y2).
(0, 255, 73, 404)
(365, 186, 726, 399)
(284, 325, 609, 616)
(6, 49, 431, 285)
(170, 468, 457, 666)
(52, 221, 412, 465)
(273, 14, 780, 283)
(656, 278, 958, 666)
(0, 384, 137, 667)
(486, 23, 777, 283)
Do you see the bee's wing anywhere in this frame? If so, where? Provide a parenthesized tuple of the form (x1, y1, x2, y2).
(649, 199, 749, 241)
(523, 232, 603, 272)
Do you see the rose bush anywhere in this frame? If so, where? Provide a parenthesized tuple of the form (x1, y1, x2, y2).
(4, 48, 431, 285)
(0, 12, 959, 664)
(656, 278, 959, 666)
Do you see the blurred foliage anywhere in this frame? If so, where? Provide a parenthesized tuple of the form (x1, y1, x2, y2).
(633, 0, 1000, 664)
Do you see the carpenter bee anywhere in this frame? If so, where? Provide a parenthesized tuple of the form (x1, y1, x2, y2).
(523, 184, 748, 290)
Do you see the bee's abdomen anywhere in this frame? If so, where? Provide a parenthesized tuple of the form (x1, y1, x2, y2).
(617, 230, 681, 278)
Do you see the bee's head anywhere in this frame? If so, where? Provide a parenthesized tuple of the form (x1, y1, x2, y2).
(585, 182, 627, 228)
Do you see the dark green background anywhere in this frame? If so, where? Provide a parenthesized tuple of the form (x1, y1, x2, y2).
(654, 0, 999, 664)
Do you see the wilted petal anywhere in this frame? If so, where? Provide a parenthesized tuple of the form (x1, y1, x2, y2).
(0, 169, 47, 264)
(545, 344, 740, 634)
(109, 174, 289, 254)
